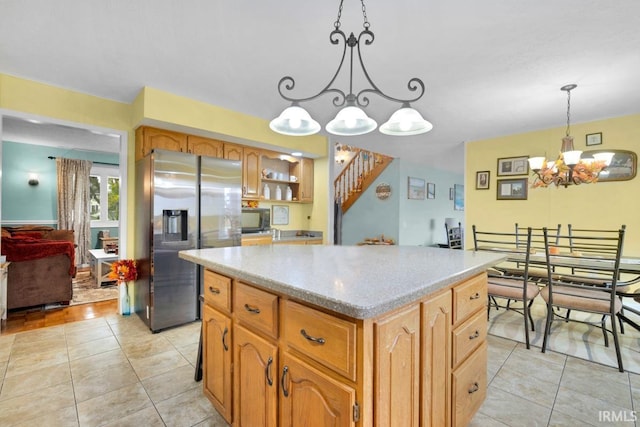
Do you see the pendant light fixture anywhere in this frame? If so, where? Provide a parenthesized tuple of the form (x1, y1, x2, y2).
(528, 84, 614, 188)
(269, 0, 432, 137)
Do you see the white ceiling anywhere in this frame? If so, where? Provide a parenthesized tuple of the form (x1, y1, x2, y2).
(1, 0, 640, 173)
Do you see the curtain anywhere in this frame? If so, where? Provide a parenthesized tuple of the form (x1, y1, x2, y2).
(57, 158, 93, 266)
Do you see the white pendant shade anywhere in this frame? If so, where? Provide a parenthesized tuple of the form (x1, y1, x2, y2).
(528, 156, 546, 171)
(593, 152, 615, 166)
(269, 105, 321, 136)
(379, 107, 433, 136)
(563, 150, 582, 166)
(326, 106, 377, 136)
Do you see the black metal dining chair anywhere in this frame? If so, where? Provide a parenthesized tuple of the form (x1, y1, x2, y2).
(445, 222, 463, 249)
(540, 226, 626, 372)
(473, 225, 541, 348)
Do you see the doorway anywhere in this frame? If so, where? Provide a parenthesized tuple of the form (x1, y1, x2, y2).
(0, 111, 129, 259)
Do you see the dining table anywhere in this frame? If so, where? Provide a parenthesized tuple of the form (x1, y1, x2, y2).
(475, 246, 640, 330)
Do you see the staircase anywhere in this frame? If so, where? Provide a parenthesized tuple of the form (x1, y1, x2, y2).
(334, 149, 394, 213)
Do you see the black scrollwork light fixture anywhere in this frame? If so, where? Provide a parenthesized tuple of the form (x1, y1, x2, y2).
(269, 0, 432, 137)
(528, 84, 614, 188)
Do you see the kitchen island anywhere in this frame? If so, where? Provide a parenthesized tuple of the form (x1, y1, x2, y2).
(180, 245, 504, 427)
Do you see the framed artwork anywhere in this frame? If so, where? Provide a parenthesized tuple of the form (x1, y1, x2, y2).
(272, 205, 289, 225)
(454, 184, 464, 211)
(408, 177, 426, 200)
(476, 171, 490, 190)
(586, 132, 602, 146)
(584, 149, 637, 182)
(427, 182, 435, 199)
(497, 178, 528, 200)
(497, 156, 529, 176)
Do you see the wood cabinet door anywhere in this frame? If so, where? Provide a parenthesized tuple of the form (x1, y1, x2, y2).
(280, 353, 356, 427)
(234, 325, 278, 427)
(299, 157, 314, 202)
(223, 143, 243, 161)
(203, 304, 233, 423)
(187, 135, 224, 158)
(422, 289, 452, 427)
(374, 305, 421, 427)
(136, 126, 187, 160)
(243, 147, 262, 199)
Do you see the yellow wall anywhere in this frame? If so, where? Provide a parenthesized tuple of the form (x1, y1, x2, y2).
(1, 74, 330, 251)
(466, 113, 640, 255)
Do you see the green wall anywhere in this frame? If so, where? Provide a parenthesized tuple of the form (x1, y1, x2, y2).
(1, 141, 119, 247)
(341, 160, 464, 246)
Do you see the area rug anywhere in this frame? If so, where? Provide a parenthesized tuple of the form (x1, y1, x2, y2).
(488, 297, 640, 374)
(70, 269, 118, 306)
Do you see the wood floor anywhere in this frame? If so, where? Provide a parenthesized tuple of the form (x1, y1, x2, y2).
(1, 299, 118, 335)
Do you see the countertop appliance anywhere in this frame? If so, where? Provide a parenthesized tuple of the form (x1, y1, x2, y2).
(241, 208, 270, 233)
(134, 149, 241, 332)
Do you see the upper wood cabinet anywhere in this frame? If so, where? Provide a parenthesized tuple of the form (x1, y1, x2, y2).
(136, 126, 313, 202)
(135, 126, 187, 161)
(187, 135, 224, 158)
(262, 152, 314, 203)
(224, 143, 261, 199)
(135, 126, 224, 160)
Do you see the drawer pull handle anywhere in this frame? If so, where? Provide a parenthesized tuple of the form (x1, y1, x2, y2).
(300, 329, 325, 345)
(244, 304, 261, 314)
(265, 357, 273, 386)
(469, 292, 481, 300)
(222, 327, 229, 352)
(469, 330, 480, 340)
(468, 382, 480, 394)
(281, 366, 290, 397)
(208, 286, 220, 295)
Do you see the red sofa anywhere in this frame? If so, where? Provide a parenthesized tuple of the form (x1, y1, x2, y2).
(1, 226, 76, 309)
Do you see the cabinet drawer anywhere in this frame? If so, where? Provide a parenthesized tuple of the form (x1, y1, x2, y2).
(453, 274, 487, 325)
(452, 309, 486, 368)
(452, 342, 487, 427)
(203, 269, 231, 312)
(234, 282, 279, 338)
(282, 300, 357, 381)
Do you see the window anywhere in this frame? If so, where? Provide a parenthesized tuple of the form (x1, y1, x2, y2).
(90, 165, 120, 227)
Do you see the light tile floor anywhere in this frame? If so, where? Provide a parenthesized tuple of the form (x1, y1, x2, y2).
(1, 312, 639, 426)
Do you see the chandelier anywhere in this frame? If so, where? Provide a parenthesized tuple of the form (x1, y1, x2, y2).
(269, 0, 432, 137)
(528, 84, 614, 188)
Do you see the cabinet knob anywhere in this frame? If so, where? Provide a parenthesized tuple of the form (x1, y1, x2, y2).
(265, 356, 273, 386)
(469, 292, 481, 300)
(281, 366, 290, 397)
(300, 329, 326, 345)
(222, 327, 229, 351)
(469, 330, 480, 340)
(468, 382, 480, 394)
(244, 303, 261, 314)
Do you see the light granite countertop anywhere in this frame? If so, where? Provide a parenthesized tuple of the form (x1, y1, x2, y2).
(179, 245, 505, 319)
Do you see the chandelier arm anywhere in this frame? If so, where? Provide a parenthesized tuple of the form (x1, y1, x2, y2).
(275, 29, 349, 106)
(354, 29, 425, 106)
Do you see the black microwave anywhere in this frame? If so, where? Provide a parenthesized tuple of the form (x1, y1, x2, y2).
(241, 208, 271, 233)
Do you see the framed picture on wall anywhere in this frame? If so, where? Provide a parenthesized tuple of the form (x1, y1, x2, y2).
(272, 205, 289, 225)
(586, 132, 602, 146)
(496, 178, 528, 200)
(407, 177, 426, 200)
(454, 184, 464, 210)
(475, 171, 490, 189)
(497, 156, 529, 176)
(427, 182, 435, 199)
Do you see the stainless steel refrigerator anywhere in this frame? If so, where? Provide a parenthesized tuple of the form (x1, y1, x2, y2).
(134, 149, 241, 332)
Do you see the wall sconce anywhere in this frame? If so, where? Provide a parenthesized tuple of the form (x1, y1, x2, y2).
(28, 173, 39, 186)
